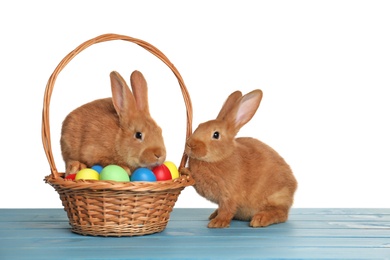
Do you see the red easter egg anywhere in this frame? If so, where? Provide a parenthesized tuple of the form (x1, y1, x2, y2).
(64, 173, 76, 180)
(152, 164, 172, 181)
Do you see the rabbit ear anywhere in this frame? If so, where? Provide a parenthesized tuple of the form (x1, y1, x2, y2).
(110, 71, 137, 123)
(227, 89, 263, 132)
(217, 91, 242, 120)
(130, 70, 150, 115)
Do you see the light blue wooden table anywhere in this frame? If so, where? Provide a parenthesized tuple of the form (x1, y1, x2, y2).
(1, 208, 389, 259)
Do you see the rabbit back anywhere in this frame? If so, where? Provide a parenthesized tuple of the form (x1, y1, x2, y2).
(60, 98, 122, 170)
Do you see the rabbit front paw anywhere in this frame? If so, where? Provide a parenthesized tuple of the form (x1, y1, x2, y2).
(207, 217, 231, 228)
(208, 209, 218, 220)
(65, 161, 87, 176)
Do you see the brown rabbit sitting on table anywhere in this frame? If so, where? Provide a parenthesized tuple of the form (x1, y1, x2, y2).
(60, 70, 166, 176)
(182, 89, 297, 228)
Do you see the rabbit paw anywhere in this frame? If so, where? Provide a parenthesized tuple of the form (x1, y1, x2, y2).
(65, 161, 86, 176)
(207, 217, 231, 228)
(179, 167, 191, 176)
(209, 209, 218, 220)
(118, 165, 131, 175)
(250, 210, 288, 228)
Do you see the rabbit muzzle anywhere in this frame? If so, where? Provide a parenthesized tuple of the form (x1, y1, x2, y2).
(185, 139, 207, 160)
(139, 147, 166, 168)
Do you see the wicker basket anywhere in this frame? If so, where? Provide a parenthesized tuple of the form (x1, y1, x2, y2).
(42, 34, 195, 237)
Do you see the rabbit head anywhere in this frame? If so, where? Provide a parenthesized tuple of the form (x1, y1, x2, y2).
(185, 90, 263, 162)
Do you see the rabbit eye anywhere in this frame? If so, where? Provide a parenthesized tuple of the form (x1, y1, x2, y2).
(135, 132, 143, 140)
(212, 131, 220, 139)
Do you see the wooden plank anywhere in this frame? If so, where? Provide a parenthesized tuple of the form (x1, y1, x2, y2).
(1, 245, 390, 259)
(2, 209, 390, 228)
(0, 208, 389, 259)
(1, 228, 390, 241)
(1, 208, 390, 222)
(1, 214, 390, 234)
(0, 208, 68, 222)
(0, 220, 390, 234)
(1, 235, 389, 248)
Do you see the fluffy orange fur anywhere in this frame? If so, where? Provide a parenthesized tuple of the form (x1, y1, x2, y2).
(184, 90, 297, 228)
(60, 71, 166, 175)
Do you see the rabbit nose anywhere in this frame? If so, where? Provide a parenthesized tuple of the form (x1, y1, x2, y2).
(154, 149, 166, 160)
(186, 139, 194, 148)
(187, 141, 197, 150)
(185, 142, 192, 151)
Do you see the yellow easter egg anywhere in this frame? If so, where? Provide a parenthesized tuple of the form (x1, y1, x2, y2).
(75, 168, 99, 180)
(163, 161, 179, 179)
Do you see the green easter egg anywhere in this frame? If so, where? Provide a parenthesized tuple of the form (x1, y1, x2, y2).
(100, 165, 130, 182)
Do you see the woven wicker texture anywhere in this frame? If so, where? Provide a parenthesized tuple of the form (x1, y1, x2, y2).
(42, 34, 195, 236)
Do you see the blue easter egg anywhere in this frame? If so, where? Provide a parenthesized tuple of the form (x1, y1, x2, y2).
(91, 164, 103, 173)
(131, 168, 157, 182)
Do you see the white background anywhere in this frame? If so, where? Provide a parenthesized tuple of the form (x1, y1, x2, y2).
(1, 1, 389, 208)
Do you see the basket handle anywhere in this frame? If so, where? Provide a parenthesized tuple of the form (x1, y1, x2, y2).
(42, 34, 193, 179)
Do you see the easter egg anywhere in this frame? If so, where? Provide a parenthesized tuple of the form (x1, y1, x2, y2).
(163, 161, 180, 179)
(75, 168, 99, 180)
(131, 168, 157, 182)
(64, 173, 76, 180)
(100, 165, 129, 182)
(152, 164, 172, 181)
(91, 164, 103, 173)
